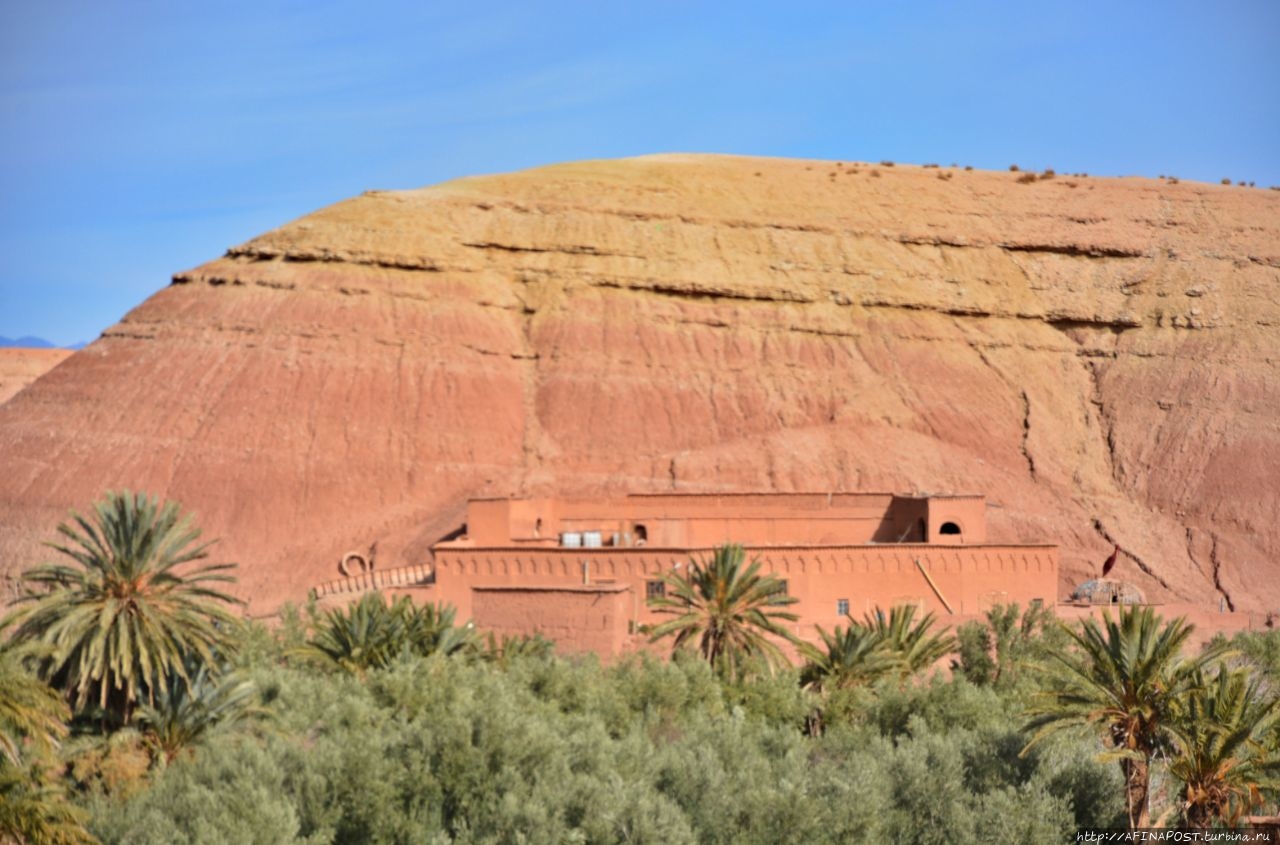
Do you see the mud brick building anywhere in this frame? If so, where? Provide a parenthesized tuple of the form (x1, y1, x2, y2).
(416, 493, 1059, 658)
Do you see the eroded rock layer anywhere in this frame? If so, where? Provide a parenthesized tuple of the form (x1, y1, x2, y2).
(1, 156, 1277, 615)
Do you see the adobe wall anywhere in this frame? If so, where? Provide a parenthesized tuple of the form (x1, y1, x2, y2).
(471, 584, 632, 656)
(432, 544, 1059, 648)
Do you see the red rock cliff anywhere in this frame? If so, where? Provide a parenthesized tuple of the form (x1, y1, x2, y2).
(1, 155, 1276, 616)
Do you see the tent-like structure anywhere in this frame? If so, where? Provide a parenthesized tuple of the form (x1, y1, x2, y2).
(1070, 578, 1145, 606)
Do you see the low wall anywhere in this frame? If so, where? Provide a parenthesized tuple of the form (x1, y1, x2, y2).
(310, 562, 433, 599)
(472, 584, 632, 656)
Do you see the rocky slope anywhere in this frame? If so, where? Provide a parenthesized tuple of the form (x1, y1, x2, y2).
(1, 156, 1276, 616)
(0, 348, 72, 406)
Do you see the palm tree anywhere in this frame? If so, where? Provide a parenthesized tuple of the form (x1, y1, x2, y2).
(0, 763, 96, 845)
(399, 599, 477, 659)
(296, 593, 476, 674)
(479, 632, 555, 668)
(646, 544, 802, 678)
(4, 491, 241, 725)
(135, 661, 262, 764)
(295, 592, 407, 675)
(1023, 606, 1227, 829)
(800, 619, 901, 693)
(802, 604, 956, 693)
(0, 643, 93, 844)
(863, 604, 956, 676)
(0, 641, 69, 766)
(1166, 666, 1280, 828)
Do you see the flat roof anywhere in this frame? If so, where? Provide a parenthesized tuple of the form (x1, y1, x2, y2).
(471, 584, 631, 593)
(467, 491, 986, 503)
(436, 543, 1058, 552)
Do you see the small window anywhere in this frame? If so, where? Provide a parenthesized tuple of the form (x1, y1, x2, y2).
(634, 524, 648, 545)
(836, 598, 849, 617)
(777, 579, 789, 596)
(646, 580, 665, 600)
(939, 522, 961, 536)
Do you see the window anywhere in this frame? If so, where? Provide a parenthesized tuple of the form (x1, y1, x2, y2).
(634, 524, 648, 545)
(646, 580, 665, 600)
(836, 598, 849, 617)
(777, 579, 789, 596)
(939, 522, 961, 536)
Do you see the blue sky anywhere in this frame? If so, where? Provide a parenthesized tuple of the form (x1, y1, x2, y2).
(2, 0, 1277, 346)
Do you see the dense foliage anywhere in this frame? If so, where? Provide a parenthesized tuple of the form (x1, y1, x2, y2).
(79, 645, 1120, 845)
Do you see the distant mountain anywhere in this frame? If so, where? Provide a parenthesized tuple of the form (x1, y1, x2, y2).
(0, 336, 87, 349)
(0, 335, 56, 348)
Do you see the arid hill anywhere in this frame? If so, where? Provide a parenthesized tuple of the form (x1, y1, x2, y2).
(1, 156, 1277, 616)
(0, 348, 72, 406)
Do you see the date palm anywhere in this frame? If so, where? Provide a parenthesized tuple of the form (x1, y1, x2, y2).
(647, 544, 801, 678)
(0, 643, 93, 844)
(296, 592, 407, 675)
(400, 599, 476, 659)
(800, 619, 901, 692)
(136, 661, 262, 763)
(0, 763, 96, 845)
(1023, 606, 1227, 829)
(1167, 666, 1280, 828)
(296, 593, 476, 675)
(0, 641, 69, 766)
(5, 491, 240, 725)
(863, 604, 956, 676)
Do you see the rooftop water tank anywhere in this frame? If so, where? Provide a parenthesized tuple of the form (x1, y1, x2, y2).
(583, 531, 603, 548)
(561, 532, 583, 548)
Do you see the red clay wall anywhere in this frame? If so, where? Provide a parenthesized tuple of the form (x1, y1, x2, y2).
(433, 544, 1058, 649)
(471, 585, 632, 656)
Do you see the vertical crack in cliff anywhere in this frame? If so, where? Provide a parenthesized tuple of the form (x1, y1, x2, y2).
(1184, 526, 1210, 581)
(1085, 360, 1124, 488)
(1185, 526, 1235, 611)
(1208, 532, 1235, 612)
(1092, 518, 1172, 590)
(1018, 389, 1037, 480)
(968, 339, 1037, 481)
(513, 290, 541, 495)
